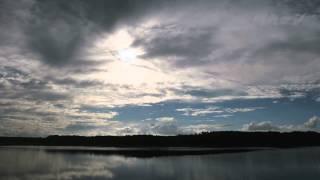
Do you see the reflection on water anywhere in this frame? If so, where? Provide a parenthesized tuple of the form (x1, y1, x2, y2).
(0, 147, 320, 180)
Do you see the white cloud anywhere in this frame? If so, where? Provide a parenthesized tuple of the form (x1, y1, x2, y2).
(106, 117, 229, 136)
(143, 117, 229, 135)
(155, 117, 175, 122)
(176, 106, 263, 117)
(304, 116, 320, 129)
(179, 124, 228, 134)
(225, 107, 264, 113)
(176, 107, 223, 116)
(213, 114, 233, 118)
(242, 116, 320, 132)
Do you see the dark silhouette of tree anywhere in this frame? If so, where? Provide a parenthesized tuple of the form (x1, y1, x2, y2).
(1, 131, 320, 148)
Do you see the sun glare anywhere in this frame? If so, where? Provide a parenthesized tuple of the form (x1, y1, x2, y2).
(117, 48, 137, 63)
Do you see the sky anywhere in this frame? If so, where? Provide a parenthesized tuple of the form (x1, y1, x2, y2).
(0, 0, 320, 136)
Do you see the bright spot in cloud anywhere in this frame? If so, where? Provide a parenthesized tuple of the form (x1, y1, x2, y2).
(117, 48, 140, 63)
(86, 27, 176, 86)
(117, 48, 136, 62)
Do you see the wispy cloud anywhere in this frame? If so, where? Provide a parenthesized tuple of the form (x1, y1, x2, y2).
(176, 106, 264, 117)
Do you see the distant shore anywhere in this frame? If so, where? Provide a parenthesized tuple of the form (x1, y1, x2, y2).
(1, 131, 320, 148)
(1, 131, 320, 157)
(1, 146, 271, 157)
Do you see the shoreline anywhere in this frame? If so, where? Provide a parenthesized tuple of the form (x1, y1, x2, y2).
(1, 145, 276, 157)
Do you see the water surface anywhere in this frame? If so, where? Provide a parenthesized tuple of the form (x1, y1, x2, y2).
(0, 146, 320, 180)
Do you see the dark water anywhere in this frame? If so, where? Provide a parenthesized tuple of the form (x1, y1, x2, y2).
(0, 146, 320, 180)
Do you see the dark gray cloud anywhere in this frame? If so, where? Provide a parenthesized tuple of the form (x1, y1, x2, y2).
(0, 66, 46, 90)
(133, 28, 218, 67)
(251, 27, 320, 65)
(0, 65, 71, 103)
(243, 121, 280, 131)
(0, 0, 167, 67)
(167, 84, 250, 99)
(279, 0, 320, 15)
(2, 0, 319, 70)
(45, 77, 103, 88)
(185, 88, 248, 98)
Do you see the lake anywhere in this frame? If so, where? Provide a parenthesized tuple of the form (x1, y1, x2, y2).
(0, 146, 320, 180)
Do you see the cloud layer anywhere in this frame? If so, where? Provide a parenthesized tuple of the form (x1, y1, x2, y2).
(0, 0, 320, 136)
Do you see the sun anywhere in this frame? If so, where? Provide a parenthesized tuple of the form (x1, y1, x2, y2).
(117, 48, 137, 63)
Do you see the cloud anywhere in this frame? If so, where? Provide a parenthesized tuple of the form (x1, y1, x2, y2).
(179, 124, 230, 134)
(176, 106, 263, 117)
(213, 114, 233, 118)
(176, 107, 223, 116)
(140, 117, 230, 135)
(155, 117, 175, 122)
(0, 0, 164, 67)
(304, 116, 320, 129)
(149, 121, 179, 135)
(242, 116, 320, 132)
(0, 66, 72, 102)
(45, 77, 104, 88)
(182, 88, 249, 98)
(242, 121, 280, 131)
(132, 0, 320, 87)
(105, 117, 230, 136)
(1, 0, 320, 136)
(133, 28, 217, 67)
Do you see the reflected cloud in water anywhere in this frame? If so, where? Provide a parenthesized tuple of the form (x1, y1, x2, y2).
(0, 147, 320, 180)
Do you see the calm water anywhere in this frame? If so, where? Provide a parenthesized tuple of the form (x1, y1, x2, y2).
(0, 146, 320, 180)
